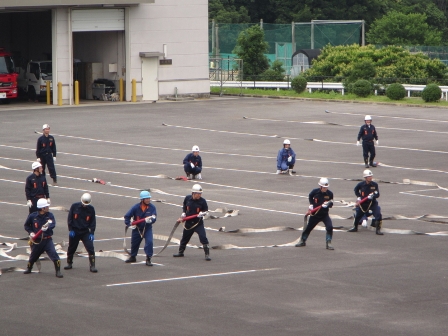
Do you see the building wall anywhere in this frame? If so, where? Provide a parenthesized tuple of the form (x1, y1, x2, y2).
(128, 0, 209, 99)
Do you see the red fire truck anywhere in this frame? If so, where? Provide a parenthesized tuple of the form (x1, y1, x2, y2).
(0, 48, 18, 103)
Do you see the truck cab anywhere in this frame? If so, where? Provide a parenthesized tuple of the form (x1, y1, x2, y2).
(18, 60, 52, 101)
(0, 48, 19, 103)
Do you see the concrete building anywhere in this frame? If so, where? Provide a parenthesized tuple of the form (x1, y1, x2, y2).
(0, 0, 210, 104)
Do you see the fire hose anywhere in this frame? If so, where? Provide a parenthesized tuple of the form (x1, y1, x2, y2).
(28, 220, 52, 246)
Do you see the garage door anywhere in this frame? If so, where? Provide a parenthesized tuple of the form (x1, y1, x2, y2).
(72, 9, 124, 32)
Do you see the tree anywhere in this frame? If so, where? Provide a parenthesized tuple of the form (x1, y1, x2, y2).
(209, 0, 250, 23)
(233, 25, 270, 80)
(366, 11, 442, 46)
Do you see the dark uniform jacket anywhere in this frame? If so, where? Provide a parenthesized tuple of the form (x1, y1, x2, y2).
(183, 153, 202, 168)
(357, 124, 378, 143)
(309, 188, 333, 218)
(354, 181, 380, 210)
(68, 202, 97, 234)
(36, 134, 57, 158)
(24, 211, 56, 238)
(182, 195, 208, 229)
(25, 173, 49, 200)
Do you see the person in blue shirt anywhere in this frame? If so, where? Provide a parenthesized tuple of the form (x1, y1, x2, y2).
(276, 139, 296, 174)
(124, 190, 157, 266)
(23, 198, 63, 278)
(357, 115, 379, 168)
(36, 124, 58, 185)
(25, 161, 50, 214)
(64, 193, 98, 273)
(183, 145, 202, 180)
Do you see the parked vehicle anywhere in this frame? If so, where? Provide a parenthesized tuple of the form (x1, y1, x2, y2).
(18, 60, 52, 101)
(0, 48, 19, 103)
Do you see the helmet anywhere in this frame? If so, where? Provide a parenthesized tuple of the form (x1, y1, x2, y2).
(42, 124, 50, 129)
(37, 198, 50, 209)
(191, 184, 203, 193)
(192, 145, 200, 152)
(283, 139, 291, 145)
(139, 190, 151, 200)
(81, 193, 92, 205)
(363, 169, 373, 177)
(364, 115, 372, 121)
(32, 162, 42, 170)
(318, 177, 329, 187)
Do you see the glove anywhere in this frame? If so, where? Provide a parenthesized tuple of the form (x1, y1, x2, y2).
(322, 202, 328, 208)
(129, 225, 136, 230)
(41, 225, 48, 232)
(29, 232, 36, 239)
(69, 230, 75, 238)
(181, 213, 186, 219)
(89, 234, 94, 241)
(367, 193, 374, 200)
(357, 197, 362, 201)
(145, 216, 154, 224)
(27, 200, 32, 208)
(376, 140, 379, 145)
(36, 158, 41, 162)
(356, 141, 360, 146)
(308, 205, 314, 211)
(53, 157, 56, 162)
(197, 211, 207, 218)
(190, 162, 195, 168)
(287, 156, 292, 162)
(46, 198, 50, 204)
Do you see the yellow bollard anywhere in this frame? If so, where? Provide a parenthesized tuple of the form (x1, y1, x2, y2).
(74, 81, 79, 105)
(58, 82, 62, 106)
(119, 78, 124, 101)
(131, 79, 136, 102)
(46, 81, 51, 105)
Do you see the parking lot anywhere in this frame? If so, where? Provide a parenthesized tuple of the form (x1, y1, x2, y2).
(1, 97, 447, 335)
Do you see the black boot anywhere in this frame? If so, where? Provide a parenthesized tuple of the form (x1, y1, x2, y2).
(369, 161, 377, 167)
(125, 256, 136, 263)
(364, 158, 369, 168)
(326, 234, 334, 250)
(370, 220, 377, 228)
(54, 260, 63, 278)
(89, 254, 98, 272)
(52, 178, 58, 185)
(23, 262, 34, 274)
(173, 246, 185, 257)
(64, 257, 73, 270)
(295, 234, 307, 247)
(203, 244, 211, 261)
(145, 256, 153, 266)
(347, 224, 358, 232)
(376, 220, 384, 235)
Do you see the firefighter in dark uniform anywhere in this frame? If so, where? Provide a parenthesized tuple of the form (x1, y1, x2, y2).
(36, 123, 58, 184)
(357, 115, 378, 168)
(348, 169, 384, 235)
(183, 145, 202, 180)
(296, 178, 335, 250)
(124, 190, 157, 266)
(173, 184, 211, 260)
(25, 161, 50, 214)
(64, 193, 98, 272)
(23, 198, 63, 278)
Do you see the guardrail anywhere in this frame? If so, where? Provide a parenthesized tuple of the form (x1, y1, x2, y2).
(210, 81, 448, 100)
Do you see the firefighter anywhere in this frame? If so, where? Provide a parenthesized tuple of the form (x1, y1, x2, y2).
(173, 184, 211, 260)
(64, 193, 98, 272)
(183, 145, 202, 180)
(276, 139, 296, 174)
(295, 178, 334, 250)
(23, 198, 63, 278)
(357, 115, 379, 168)
(124, 191, 157, 266)
(25, 161, 50, 214)
(348, 169, 384, 235)
(36, 124, 58, 184)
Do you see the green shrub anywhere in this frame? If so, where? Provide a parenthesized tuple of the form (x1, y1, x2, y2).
(352, 79, 373, 97)
(422, 84, 442, 102)
(291, 76, 307, 93)
(386, 83, 406, 100)
(260, 69, 285, 81)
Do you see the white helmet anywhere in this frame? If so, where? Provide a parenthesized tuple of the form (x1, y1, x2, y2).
(192, 145, 200, 152)
(283, 139, 291, 145)
(42, 124, 50, 129)
(81, 193, 92, 205)
(37, 198, 50, 208)
(363, 169, 373, 177)
(318, 177, 329, 187)
(32, 162, 42, 170)
(191, 184, 203, 193)
(364, 115, 372, 121)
